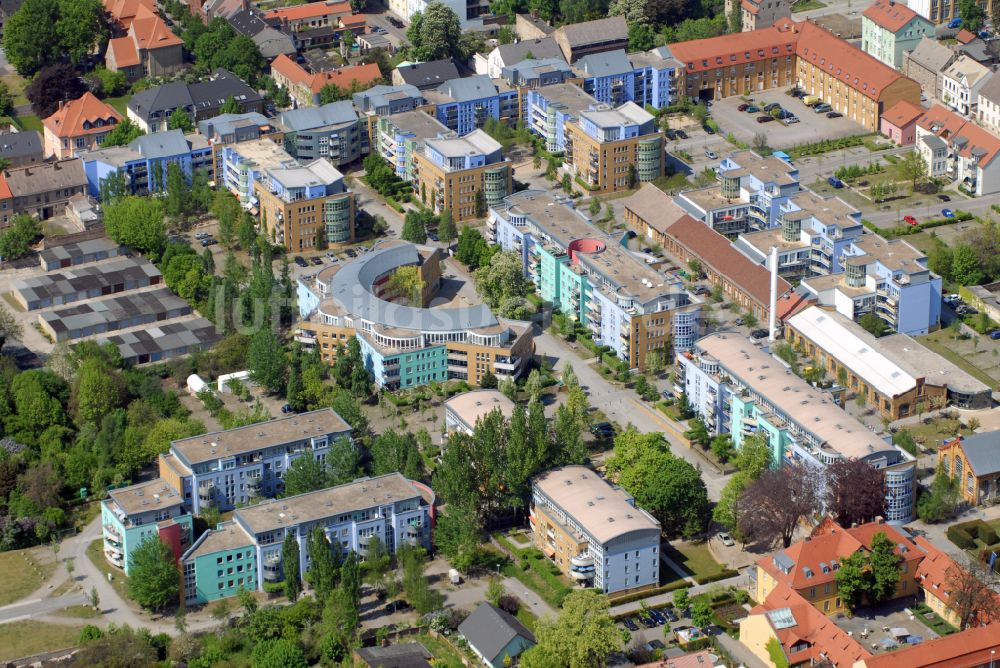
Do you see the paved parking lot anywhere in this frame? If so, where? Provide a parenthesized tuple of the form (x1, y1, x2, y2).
(712, 89, 868, 148)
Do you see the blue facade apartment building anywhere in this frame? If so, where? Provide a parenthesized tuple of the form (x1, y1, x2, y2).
(81, 129, 212, 198)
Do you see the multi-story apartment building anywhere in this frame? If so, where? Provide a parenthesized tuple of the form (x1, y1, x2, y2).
(795, 21, 922, 131)
(902, 37, 955, 103)
(158, 408, 354, 514)
(413, 130, 512, 222)
(271, 54, 382, 109)
(424, 76, 519, 136)
(786, 306, 991, 418)
(861, 0, 934, 68)
(0, 159, 88, 223)
(734, 189, 864, 281)
(279, 101, 365, 168)
(725, 0, 792, 31)
(627, 47, 681, 110)
(676, 332, 918, 523)
(564, 103, 663, 194)
(490, 190, 701, 370)
(523, 83, 599, 154)
(676, 150, 801, 237)
(551, 16, 628, 63)
(574, 50, 636, 108)
(940, 54, 993, 116)
(217, 138, 300, 206)
(196, 112, 278, 186)
(369, 110, 447, 183)
(101, 478, 193, 574)
(443, 390, 515, 435)
(255, 159, 356, 251)
(180, 473, 434, 605)
(80, 129, 212, 198)
(352, 84, 425, 116)
(296, 241, 533, 388)
(531, 465, 660, 595)
(916, 103, 1000, 196)
(977, 74, 1000, 134)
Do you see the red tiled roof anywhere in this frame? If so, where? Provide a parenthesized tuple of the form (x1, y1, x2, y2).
(666, 18, 799, 74)
(755, 584, 871, 668)
(862, 0, 922, 33)
(796, 20, 906, 100)
(272, 54, 382, 94)
(0, 173, 12, 201)
(774, 291, 815, 321)
(340, 13, 366, 27)
(265, 0, 351, 22)
(131, 11, 183, 50)
(663, 215, 791, 309)
(635, 650, 716, 668)
(741, 0, 760, 15)
(757, 527, 863, 589)
(108, 36, 140, 68)
(42, 92, 122, 138)
(956, 28, 978, 44)
(860, 623, 1000, 668)
(103, 0, 156, 27)
(881, 100, 925, 129)
(918, 103, 1000, 168)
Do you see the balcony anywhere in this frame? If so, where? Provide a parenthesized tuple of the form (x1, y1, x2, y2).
(105, 549, 123, 569)
(570, 554, 594, 568)
(494, 357, 520, 372)
(198, 483, 215, 506)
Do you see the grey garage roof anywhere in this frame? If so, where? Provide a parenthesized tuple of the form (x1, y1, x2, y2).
(327, 242, 497, 332)
(39, 288, 190, 339)
(0, 130, 42, 160)
(12, 256, 162, 309)
(97, 317, 222, 364)
(38, 238, 125, 268)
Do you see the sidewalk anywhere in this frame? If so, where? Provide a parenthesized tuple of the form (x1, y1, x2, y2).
(608, 573, 745, 617)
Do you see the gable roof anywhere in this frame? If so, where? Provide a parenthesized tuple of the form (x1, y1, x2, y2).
(663, 214, 792, 308)
(906, 36, 955, 72)
(859, 622, 1000, 668)
(1, 158, 86, 197)
(881, 99, 924, 129)
(458, 603, 535, 663)
(666, 18, 799, 74)
(796, 20, 907, 100)
(494, 37, 563, 65)
(355, 643, 433, 668)
(623, 183, 688, 235)
(103, 0, 156, 27)
(918, 103, 1000, 168)
(978, 65, 1000, 105)
(574, 49, 633, 78)
(272, 54, 382, 94)
(863, 0, 926, 32)
(555, 16, 627, 48)
(43, 92, 122, 138)
(128, 69, 262, 121)
(942, 54, 992, 87)
(394, 59, 460, 89)
(947, 432, 1000, 476)
(130, 10, 182, 50)
(956, 27, 978, 43)
(108, 36, 141, 67)
(264, 0, 351, 22)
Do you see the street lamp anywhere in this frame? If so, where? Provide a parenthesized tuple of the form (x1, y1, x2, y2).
(990, 649, 995, 668)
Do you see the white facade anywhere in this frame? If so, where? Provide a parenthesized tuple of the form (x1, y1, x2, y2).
(978, 91, 1000, 135)
(390, 0, 479, 27)
(941, 56, 993, 117)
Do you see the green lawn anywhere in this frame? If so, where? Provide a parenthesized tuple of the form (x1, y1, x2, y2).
(664, 541, 726, 581)
(86, 538, 130, 603)
(103, 95, 130, 116)
(15, 113, 42, 132)
(0, 547, 56, 607)
(918, 331, 999, 388)
(0, 620, 83, 662)
(0, 73, 29, 106)
(54, 604, 101, 619)
(792, 0, 826, 10)
(413, 633, 468, 668)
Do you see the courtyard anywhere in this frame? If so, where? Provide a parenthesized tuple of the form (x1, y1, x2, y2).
(832, 599, 942, 654)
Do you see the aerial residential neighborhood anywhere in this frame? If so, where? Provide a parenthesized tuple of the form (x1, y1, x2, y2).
(6, 0, 1000, 665)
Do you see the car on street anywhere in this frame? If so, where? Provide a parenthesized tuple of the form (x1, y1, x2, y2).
(294, 256, 308, 267)
(738, 103, 749, 111)
(344, 248, 357, 257)
(311, 256, 323, 265)
(622, 617, 639, 631)
(745, 105, 759, 113)
(763, 102, 781, 111)
(750, 328, 769, 339)
(904, 215, 918, 226)
(942, 208, 955, 218)
(705, 150, 718, 159)
(693, 285, 710, 295)
(826, 111, 843, 118)
(675, 129, 688, 139)
(665, 129, 677, 140)
(938, 194, 951, 202)
(757, 115, 774, 123)
(718, 532, 735, 547)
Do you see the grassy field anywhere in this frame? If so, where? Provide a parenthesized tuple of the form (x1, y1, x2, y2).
(0, 547, 56, 606)
(664, 541, 726, 581)
(104, 94, 130, 116)
(918, 329, 1000, 388)
(53, 604, 101, 619)
(0, 620, 83, 662)
(86, 539, 130, 602)
(15, 113, 42, 132)
(902, 413, 971, 451)
(0, 73, 29, 106)
(413, 633, 468, 668)
(791, 0, 826, 10)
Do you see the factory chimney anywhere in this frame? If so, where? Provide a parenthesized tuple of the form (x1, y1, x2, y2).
(768, 245, 778, 342)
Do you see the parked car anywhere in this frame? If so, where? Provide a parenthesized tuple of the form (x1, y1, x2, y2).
(648, 609, 667, 625)
(763, 102, 781, 111)
(195, 231, 210, 239)
(665, 609, 679, 622)
(826, 111, 843, 118)
(904, 215, 918, 226)
(705, 150, 718, 159)
(718, 532, 735, 547)
(294, 256, 308, 267)
(427, 231, 439, 241)
(281, 403, 292, 413)
(948, 16, 963, 28)
(622, 617, 639, 631)
(814, 103, 832, 113)
(828, 176, 845, 189)
(750, 328, 769, 339)
(738, 103, 749, 111)
(703, 124, 716, 135)
(735, 317, 745, 326)
(640, 614, 658, 629)
(991, 330, 1000, 340)
(785, 116, 800, 123)
(661, 389, 675, 400)
(745, 105, 760, 113)
(938, 194, 951, 202)
(942, 208, 955, 218)
(200, 238, 217, 247)
(344, 248, 357, 257)
(665, 129, 677, 140)
(327, 251, 339, 262)
(778, 109, 794, 119)
(675, 129, 688, 139)
(311, 256, 323, 265)
(590, 422, 614, 438)
(756, 115, 774, 123)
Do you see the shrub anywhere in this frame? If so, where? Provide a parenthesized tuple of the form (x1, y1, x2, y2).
(947, 526, 975, 549)
(979, 524, 998, 545)
(695, 569, 740, 585)
(498, 594, 520, 615)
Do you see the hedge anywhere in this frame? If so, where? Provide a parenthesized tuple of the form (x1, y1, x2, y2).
(862, 211, 974, 238)
(609, 581, 690, 610)
(385, 197, 404, 213)
(947, 525, 976, 549)
(980, 524, 999, 546)
(694, 569, 740, 585)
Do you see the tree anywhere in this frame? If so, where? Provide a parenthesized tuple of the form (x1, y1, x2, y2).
(101, 118, 144, 148)
(438, 210, 457, 246)
(868, 531, 902, 604)
(475, 250, 532, 318)
(917, 462, 960, 523)
(71, 626, 157, 668)
(251, 638, 308, 668)
(3, 0, 59, 75)
(825, 458, 886, 528)
(127, 535, 179, 611)
(738, 463, 819, 548)
(400, 546, 442, 614)
(104, 197, 166, 258)
(959, 0, 986, 31)
(220, 96, 241, 114)
(0, 214, 41, 261)
(307, 525, 337, 603)
(167, 108, 194, 133)
(326, 437, 362, 485)
(248, 329, 286, 393)
(282, 532, 301, 601)
(946, 557, 1000, 630)
(859, 312, 890, 337)
(952, 243, 985, 285)
(433, 498, 482, 571)
(0, 303, 23, 350)
(25, 63, 87, 117)
(673, 587, 689, 611)
(71, 357, 123, 425)
(691, 598, 714, 628)
(410, 3, 462, 61)
(710, 433, 734, 463)
(86, 67, 127, 98)
(401, 210, 428, 244)
(898, 149, 927, 191)
(284, 455, 328, 496)
(835, 551, 867, 610)
(684, 417, 710, 449)
(522, 590, 625, 668)
(713, 471, 750, 538)
(617, 449, 710, 537)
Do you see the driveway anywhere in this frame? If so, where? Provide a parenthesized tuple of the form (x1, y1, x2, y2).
(712, 89, 868, 148)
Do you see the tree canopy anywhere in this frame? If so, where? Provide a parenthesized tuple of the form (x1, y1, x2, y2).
(522, 590, 625, 668)
(4, 0, 107, 75)
(103, 197, 167, 258)
(127, 535, 180, 611)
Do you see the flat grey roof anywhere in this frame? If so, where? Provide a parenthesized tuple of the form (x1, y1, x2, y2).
(445, 390, 515, 429)
(235, 472, 426, 535)
(39, 288, 189, 337)
(38, 238, 123, 265)
(171, 407, 351, 466)
(108, 478, 185, 516)
(279, 101, 359, 132)
(531, 83, 598, 115)
(182, 521, 254, 560)
(97, 317, 222, 362)
(873, 334, 992, 396)
(12, 256, 162, 306)
(326, 242, 498, 332)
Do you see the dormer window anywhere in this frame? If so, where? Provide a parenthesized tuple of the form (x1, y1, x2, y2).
(82, 120, 91, 130)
